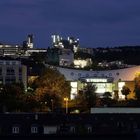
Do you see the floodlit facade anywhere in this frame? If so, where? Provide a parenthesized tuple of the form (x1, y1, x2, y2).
(0, 34, 47, 58)
(27, 34, 34, 48)
(74, 58, 92, 68)
(48, 65, 140, 100)
(0, 44, 23, 57)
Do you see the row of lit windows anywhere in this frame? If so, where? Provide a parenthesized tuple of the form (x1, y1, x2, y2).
(12, 125, 91, 134)
(12, 126, 38, 134)
(86, 79, 107, 83)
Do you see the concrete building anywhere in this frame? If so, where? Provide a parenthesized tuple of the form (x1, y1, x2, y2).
(0, 59, 27, 89)
(46, 48, 74, 67)
(51, 35, 79, 53)
(59, 49, 74, 66)
(0, 44, 23, 57)
(27, 34, 34, 49)
(46, 65, 140, 100)
(0, 34, 47, 58)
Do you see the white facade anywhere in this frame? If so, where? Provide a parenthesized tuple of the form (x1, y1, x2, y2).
(74, 58, 92, 68)
(27, 34, 34, 48)
(55, 65, 140, 82)
(0, 44, 22, 57)
(24, 49, 47, 57)
(47, 65, 140, 100)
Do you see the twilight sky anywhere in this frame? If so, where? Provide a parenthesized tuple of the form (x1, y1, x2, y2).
(0, 0, 140, 48)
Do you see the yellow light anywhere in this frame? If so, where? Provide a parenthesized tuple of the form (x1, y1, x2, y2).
(64, 97, 68, 101)
(64, 97, 69, 114)
(135, 72, 140, 77)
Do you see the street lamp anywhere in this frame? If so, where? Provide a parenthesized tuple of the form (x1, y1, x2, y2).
(51, 99, 54, 112)
(64, 97, 69, 114)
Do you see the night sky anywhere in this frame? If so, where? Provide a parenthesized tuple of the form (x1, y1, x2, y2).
(0, 0, 140, 48)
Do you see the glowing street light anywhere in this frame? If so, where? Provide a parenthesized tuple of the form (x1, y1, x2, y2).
(64, 97, 69, 114)
(51, 99, 54, 112)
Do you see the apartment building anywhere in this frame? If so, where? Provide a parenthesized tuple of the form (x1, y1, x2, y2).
(0, 59, 27, 89)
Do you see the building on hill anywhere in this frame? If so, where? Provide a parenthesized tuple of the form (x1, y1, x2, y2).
(79, 47, 94, 55)
(0, 44, 23, 57)
(0, 34, 47, 58)
(0, 58, 27, 89)
(46, 47, 74, 67)
(51, 34, 79, 53)
(46, 64, 140, 100)
(74, 58, 93, 68)
(59, 49, 74, 66)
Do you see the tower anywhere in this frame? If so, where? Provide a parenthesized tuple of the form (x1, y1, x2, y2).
(27, 34, 34, 48)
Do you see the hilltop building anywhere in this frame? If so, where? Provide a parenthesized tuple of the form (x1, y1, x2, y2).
(74, 58, 92, 68)
(0, 34, 47, 58)
(51, 35, 79, 53)
(0, 59, 27, 89)
(47, 35, 93, 68)
(47, 35, 80, 67)
(46, 65, 140, 100)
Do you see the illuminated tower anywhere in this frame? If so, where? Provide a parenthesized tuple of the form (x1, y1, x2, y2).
(27, 34, 34, 48)
(51, 35, 62, 47)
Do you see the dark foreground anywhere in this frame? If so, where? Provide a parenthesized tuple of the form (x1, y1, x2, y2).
(0, 113, 140, 138)
(0, 134, 138, 140)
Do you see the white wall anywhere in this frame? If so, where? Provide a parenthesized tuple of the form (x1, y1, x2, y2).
(54, 65, 140, 82)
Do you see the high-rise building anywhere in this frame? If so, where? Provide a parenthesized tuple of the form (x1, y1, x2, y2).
(51, 35, 62, 47)
(27, 34, 34, 48)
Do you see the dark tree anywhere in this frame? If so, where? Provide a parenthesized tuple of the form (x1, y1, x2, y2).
(83, 83, 97, 108)
(33, 68, 71, 110)
(121, 86, 131, 100)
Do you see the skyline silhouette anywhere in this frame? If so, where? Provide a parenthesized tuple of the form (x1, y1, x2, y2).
(0, 0, 140, 48)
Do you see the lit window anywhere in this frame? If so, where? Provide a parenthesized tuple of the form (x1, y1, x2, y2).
(87, 126, 92, 133)
(31, 126, 38, 134)
(70, 126, 75, 133)
(86, 78, 107, 83)
(12, 126, 19, 134)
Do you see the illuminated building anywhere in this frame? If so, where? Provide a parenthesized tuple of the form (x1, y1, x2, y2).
(27, 34, 34, 49)
(0, 44, 23, 57)
(74, 58, 92, 68)
(51, 35, 79, 53)
(0, 34, 47, 58)
(46, 65, 140, 100)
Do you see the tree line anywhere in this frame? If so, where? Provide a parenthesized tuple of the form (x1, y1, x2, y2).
(0, 67, 140, 113)
(0, 68, 70, 112)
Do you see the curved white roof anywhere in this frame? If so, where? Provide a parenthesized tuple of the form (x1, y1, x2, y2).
(55, 66, 140, 82)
